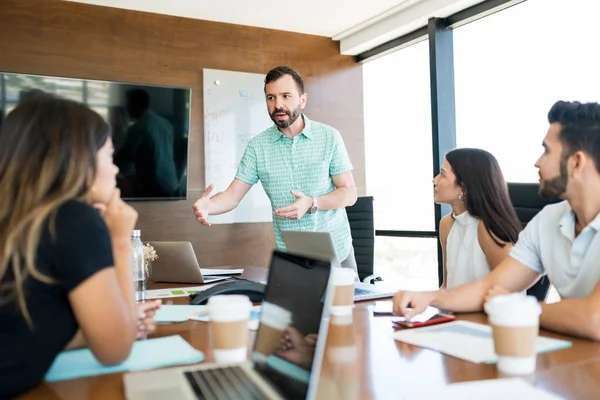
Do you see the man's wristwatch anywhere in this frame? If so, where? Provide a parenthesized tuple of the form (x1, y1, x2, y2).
(308, 196, 318, 214)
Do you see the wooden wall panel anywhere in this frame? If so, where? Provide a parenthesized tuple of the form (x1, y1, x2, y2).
(0, 0, 365, 267)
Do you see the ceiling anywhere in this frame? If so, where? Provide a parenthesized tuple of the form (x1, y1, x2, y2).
(65, 0, 491, 55)
(65, 0, 414, 37)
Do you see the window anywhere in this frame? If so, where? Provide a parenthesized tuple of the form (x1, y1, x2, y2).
(374, 237, 439, 290)
(364, 40, 434, 231)
(91, 106, 109, 121)
(0, 74, 112, 124)
(454, 0, 600, 182)
(364, 40, 439, 289)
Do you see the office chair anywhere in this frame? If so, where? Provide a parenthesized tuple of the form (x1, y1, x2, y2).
(508, 183, 560, 301)
(345, 196, 381, 284)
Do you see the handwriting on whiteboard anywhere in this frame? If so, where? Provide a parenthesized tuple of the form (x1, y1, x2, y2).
(203, 68, 274, 224)
(205, 108, 225, 122)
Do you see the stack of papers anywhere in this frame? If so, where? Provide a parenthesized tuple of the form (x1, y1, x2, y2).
(402, 378, 565, 399)
(200, 268, 243, 276)
(145, 280, 267, 300)
(145, 284, 220, 299)
(393, 320, 572, 363)
(45, 335, 204, 382)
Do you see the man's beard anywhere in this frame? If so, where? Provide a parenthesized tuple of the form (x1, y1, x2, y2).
(270, 105, 302, 128)
(539, 157, 568, 199)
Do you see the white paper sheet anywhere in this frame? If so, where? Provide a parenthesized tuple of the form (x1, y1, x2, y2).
(373, 303, 442, 322)
(389, 306, 441, 323)
(393, 320, 572, 363)
(402, 378, 565, 400)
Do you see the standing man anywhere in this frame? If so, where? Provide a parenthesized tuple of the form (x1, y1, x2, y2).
(193, 66, 358, 273)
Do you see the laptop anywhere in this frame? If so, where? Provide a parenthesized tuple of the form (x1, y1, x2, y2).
(149, 241, 243, 284)
(282, 230, 397, 301)
(124, 250, 334, 400)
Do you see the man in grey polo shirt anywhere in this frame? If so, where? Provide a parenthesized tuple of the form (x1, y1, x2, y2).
(392, 100, 600, 341)
(193, 66, 358, 273)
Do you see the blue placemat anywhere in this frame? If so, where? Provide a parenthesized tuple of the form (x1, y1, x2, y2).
(45, 335, 204, 382)
(155, 305, 207, 323)
(266, 355, 311, 383)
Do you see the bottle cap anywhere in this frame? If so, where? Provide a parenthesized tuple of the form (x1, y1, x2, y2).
(132, 229, 141, 238)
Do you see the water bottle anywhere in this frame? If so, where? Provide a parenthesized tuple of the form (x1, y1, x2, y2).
(131, 229, 146, 301)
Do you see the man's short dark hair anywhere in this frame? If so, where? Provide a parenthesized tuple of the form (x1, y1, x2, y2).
(125, 88, 150, 111)
(548, 100, 600, 174)
(264, 66, 305, 95)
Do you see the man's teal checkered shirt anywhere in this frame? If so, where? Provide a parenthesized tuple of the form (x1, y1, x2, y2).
(235, 115, 353, 261)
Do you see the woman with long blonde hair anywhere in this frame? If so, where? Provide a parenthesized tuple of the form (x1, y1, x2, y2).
(0, 94, 159, 397)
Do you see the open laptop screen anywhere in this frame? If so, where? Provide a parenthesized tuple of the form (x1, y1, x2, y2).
(251, 251, 332, 400)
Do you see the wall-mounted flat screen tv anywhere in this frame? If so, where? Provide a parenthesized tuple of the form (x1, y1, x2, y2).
(0, 72, 191, 201)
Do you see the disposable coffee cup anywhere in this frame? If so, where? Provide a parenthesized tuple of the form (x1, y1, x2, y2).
(330, 267, 356, 315)
(254, 301, 293, 359)
(484, 293, 541, 375)
(207, 295, 252, 364)
(326, 314, 359, 400)
(326, 313, 357, 363)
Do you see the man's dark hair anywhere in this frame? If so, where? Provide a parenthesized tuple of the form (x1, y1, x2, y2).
(548, 100, 600, 174)
(125, 88, 150, 111)
(264, 66, 305, 95)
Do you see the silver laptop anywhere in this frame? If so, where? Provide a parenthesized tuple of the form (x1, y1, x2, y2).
(282, 230, 396, 301)
(124, 250, 334, 400)
(149, 241, 242, 284)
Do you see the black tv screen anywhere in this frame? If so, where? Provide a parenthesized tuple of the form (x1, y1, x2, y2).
(0, 72, 190, 200)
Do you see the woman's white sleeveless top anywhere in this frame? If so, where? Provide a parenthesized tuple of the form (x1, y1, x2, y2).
(446, 212, 490, 288)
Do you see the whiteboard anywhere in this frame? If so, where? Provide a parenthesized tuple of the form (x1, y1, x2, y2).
(203, 68, 274, 224)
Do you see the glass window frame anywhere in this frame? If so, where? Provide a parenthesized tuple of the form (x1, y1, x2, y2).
(359, 0, 527, 286)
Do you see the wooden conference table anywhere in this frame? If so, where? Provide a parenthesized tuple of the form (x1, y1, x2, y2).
(19, 266, 600, 399)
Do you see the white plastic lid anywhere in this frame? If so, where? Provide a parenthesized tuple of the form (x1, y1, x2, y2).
(484, 293, 541, 326)
(330, 266, 356, 286)
(207, 295, 252, 322)
(131, 230, 141, 238)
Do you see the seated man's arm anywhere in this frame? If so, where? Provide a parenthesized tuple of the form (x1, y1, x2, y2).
(540, 283, 600, 341)
(316, 171, 357, 210)
(431, 257, 540, 312)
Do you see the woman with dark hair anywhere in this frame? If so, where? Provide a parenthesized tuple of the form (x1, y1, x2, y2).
(433, 148, 521, 288)
(0, 94, 160, 398)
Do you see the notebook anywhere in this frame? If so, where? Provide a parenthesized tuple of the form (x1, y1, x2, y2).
(45, 335, 204, 382)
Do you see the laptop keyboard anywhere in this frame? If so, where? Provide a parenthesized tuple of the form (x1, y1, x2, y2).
(184, 366, 270, 400)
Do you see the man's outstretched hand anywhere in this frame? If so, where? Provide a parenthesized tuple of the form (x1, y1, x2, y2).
(193, 184, 214, 226)
(273, 190, 312, 220)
